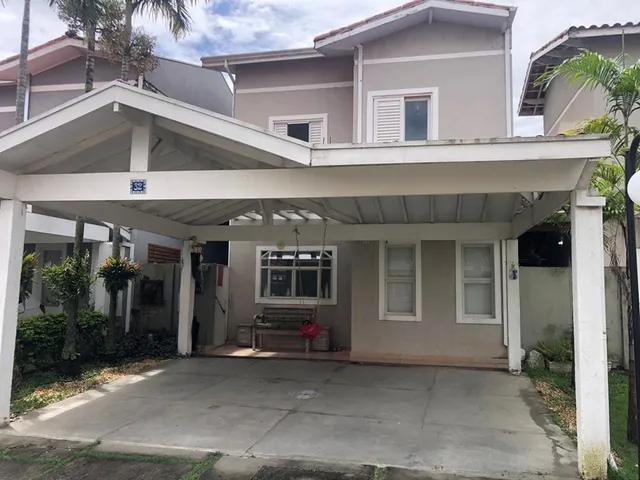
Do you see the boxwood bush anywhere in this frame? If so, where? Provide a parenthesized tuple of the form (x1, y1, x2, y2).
(14, 310, 177, 374)
(15, 310, 108, 373)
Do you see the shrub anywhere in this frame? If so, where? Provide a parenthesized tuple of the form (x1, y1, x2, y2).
(15, 310, 108, 373)
(537, 332, 573, 363)
(116, 330, 177, 360)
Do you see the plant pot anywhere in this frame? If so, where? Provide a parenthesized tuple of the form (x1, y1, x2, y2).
(547, 360, 572, 374)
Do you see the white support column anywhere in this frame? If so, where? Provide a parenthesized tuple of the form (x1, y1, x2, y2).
(0, 200, 26, 425)
(91, 242, 112, 313)
(177, 240, 195, 355)
(130, 114, 152, 172)
(506, 239, 521, 374)
(570, 190, 609, 479)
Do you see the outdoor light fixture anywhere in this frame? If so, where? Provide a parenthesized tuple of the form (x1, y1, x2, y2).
(628, 169, 640, 205)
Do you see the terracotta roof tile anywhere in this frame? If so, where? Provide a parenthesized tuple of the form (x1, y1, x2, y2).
(0, 35, 72, 67)
(314, 0, 512, 42)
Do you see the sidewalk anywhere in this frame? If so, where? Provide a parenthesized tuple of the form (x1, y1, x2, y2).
(0, 435, 521, 480)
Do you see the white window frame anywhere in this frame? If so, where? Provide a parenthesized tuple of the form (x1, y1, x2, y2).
(268, 113, 328, 144)
(255, 245, 338, 305)
(378, 241, 422, 322)
(455, 240, 502, 325)
(366, 87, 439, 143)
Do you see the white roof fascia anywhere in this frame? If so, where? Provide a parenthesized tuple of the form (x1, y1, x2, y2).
(310, 135, 610, 167)
(0, 37, 84, 73)
(315, 0, 511, 50)
(202, 48, 324, 72)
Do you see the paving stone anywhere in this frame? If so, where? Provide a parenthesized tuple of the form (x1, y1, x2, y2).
(42, 457, 193, 480)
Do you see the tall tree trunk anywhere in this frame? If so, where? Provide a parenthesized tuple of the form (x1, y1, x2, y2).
(120, 0, 133, 82)
(61, 301, 78, 362)
(15, 0, 31, 124)
(84, 22, 96, 94)
(106, 225, 122, 353)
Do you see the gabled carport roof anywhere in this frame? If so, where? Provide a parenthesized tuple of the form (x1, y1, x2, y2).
(0, 82, 611, 241)
(0, 81, 311, 174)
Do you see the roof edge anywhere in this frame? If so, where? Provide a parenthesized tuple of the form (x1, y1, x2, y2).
(201, 48, 326, 72)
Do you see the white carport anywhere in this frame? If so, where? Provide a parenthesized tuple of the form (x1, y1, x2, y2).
(0, 82, 611, 478)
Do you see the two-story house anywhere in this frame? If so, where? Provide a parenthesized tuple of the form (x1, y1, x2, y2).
(0, 1, 614, 476)
(202, 0, 516, 366)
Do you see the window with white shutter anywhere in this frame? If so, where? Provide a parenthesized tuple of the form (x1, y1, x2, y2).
(373, 97, 402, 142)
(268, 114, 328, 144)
(367, 88, 438, 143)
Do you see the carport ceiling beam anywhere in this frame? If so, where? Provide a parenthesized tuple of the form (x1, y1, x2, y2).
(375, 197, 384, 223)
(353, 199, 364, 224)
(16, 162, 590, 202)
(195, 200, 257, 225)
(400, 196, 409, 224)
(38, 201, 189, 239)
(287, 199, 358, 224)
(171, 200, 237, 223)
(481, 194, 489, 222)
(511, 191, 570, 238)
(192, 222, 513, 242)
(259, 200, 274, 225)
(455, 195, 462, 223)
(429, 196, 435, 223)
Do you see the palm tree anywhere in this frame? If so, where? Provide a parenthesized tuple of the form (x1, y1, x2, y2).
(120, 0, 195, 81)
(50, 0, 106, 365)
(15, 0, 31, 123)
(537, 51, 640, 443)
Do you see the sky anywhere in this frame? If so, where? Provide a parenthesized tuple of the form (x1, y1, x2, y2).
(0, 0, 639, 136)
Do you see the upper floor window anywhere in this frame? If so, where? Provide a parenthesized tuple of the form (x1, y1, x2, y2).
(367, 87, 439, 143)
(269, 114, 327, 144)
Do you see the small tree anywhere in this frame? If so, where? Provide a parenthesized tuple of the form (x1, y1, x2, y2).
(97, 256, 141, 353)
(40, 252, 94, 365)
(19, 252, 38, 310)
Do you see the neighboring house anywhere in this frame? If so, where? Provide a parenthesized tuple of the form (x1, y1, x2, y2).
(203, 0, 515, 363)
(3, 36, 231, 319)
(519, 22, 640, 135)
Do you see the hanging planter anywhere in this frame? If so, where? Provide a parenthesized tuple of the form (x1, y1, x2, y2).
(97, 257, 142, 292)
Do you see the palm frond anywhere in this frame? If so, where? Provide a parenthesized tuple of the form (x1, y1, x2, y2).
(133, 0, 197, 38)
(536, 51, 622, 96)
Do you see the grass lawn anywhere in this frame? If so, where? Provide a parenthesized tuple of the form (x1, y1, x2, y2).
(526, 367, 638, 480)
(11, 358, 163, 418)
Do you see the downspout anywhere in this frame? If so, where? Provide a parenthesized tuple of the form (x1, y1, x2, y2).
(356, 44, 364, 143)
(504, 27, 513, 137)
(501, 239, 509, 347)
(224, 59, 236, 118)
(23, 74, 30, 121)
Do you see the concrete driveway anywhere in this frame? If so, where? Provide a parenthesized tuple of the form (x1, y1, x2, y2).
(5, 358, 577, 479)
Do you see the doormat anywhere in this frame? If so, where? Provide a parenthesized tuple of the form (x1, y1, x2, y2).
(289, 390, 324, 399)
(252, 466, 370, 480)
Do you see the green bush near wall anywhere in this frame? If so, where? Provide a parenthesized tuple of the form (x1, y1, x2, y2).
(14, 310, 108, 373)
(14, 310, 178, 375)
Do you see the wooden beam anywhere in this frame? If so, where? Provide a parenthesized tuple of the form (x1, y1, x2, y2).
(511, 191, 570, 238)
(480, 194, 489, 222)
(375, 197, 384, 223)
(400, 196, 409, 224)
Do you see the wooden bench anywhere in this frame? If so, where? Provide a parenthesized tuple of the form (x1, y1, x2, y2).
(252, 306, 316, 351)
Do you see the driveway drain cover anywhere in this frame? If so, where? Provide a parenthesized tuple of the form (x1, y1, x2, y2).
(289, 389, 323, 399)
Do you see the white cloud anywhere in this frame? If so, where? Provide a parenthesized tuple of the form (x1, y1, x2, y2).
(1, 0, 639, 135)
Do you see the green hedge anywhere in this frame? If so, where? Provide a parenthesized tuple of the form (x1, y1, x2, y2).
(15, 310, 108, 373)
(14, 310, 177, 374)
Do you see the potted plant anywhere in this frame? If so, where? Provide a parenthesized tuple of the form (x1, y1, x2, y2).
(536, 332, 573, 374)
(97, 257, 141, 361)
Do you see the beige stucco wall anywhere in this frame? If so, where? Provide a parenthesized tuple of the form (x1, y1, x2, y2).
(227, 241, 353, 347)
(520, 267, 624, 366)
(235, 87, 354, 144)
(364, 21, 504, 59)
(361, 21, 507, 141)
(351, 241, 506, 361)
(234, 57, 354, 144)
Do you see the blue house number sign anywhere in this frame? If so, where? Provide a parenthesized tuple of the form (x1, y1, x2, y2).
(130, 179, 147, 195)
